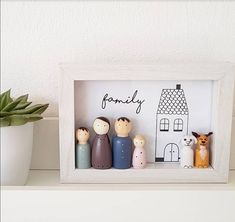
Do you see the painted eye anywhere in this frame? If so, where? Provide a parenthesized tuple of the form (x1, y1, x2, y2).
(184, 139, 187, 141)
(190, 139, 192, 141)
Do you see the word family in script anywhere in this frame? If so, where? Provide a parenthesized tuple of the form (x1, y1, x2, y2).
(101, 90, 145, 114)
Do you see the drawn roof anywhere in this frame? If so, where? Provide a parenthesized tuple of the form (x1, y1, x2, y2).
(157, 85, 189, 115)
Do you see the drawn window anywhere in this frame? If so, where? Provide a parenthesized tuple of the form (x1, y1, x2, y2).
(160, 118, 169, 132)
(174, 118, 183, 132)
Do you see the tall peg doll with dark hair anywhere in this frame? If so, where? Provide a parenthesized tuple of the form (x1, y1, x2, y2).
(91, 117, 112, 169)
(112, 117, 132, 169)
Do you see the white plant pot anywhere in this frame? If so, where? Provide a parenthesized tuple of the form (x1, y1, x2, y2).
(1, 123, 34, 185)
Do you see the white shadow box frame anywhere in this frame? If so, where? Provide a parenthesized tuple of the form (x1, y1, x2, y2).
(59, 63, 234, 183)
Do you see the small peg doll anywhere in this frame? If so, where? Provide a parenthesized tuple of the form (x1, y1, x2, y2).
(180, 135, 197, 168)
(91, 117, 112, 169)
(192, 132, 213, 168)
(112, 117, 132, 169)
(132, 135, 147, 169)
(75, 127, 91, 169)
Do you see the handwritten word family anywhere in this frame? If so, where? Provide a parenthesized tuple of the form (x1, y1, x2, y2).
(101, 90, 145, 114)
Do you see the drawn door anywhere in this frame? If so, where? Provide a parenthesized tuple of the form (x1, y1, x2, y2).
(164, 143, 179, 162)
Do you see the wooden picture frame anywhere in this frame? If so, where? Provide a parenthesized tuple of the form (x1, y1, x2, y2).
(59, 63, 234, 183)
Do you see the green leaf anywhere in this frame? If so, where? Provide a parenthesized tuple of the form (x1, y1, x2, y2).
(15, 94, 29, 103)
(2, 94, 28, 112)
(0, 111, 11, 117)
(32, 104, 49, 114)
(12, 104, 48, 115)
(0, 90, 48, 127)
(26, 114, 43, 122)
(0, 89, 12, 111)
(1, 99, 22, 112)
(0, 89, 11, 99)
(0, 117, 10, 127)
(8, 115, 28, 126)
(8, 114, 43, 126)
(14, 102, 32, 110)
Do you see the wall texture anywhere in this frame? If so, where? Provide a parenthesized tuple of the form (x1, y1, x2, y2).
(2, 1, 235, 116)
(2, 1, 235, 169)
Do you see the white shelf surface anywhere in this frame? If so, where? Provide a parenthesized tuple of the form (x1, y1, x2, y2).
(2, 169, 235, 190)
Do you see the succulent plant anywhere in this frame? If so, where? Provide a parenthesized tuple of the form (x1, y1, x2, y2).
(0, 89, 49, 127)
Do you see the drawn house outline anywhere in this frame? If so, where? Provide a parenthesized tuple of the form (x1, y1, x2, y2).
(155, 84, 189, 162)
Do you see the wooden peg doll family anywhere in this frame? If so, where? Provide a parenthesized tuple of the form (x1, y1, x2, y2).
(75, 116, 213, 170)
(75, 117, 147, 170)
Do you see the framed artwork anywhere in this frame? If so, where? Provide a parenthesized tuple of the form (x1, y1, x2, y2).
(59, 63, 234, 183)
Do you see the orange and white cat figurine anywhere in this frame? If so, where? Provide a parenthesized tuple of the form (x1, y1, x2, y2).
(192, 132, 213, 168)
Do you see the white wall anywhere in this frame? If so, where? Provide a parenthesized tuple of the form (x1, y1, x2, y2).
(2, 3, 235, 221)
(2, 1, 235, 116)
(2, 1, 235, 169)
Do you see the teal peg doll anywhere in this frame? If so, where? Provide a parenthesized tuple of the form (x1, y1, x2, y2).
(75, 127, 91, 169)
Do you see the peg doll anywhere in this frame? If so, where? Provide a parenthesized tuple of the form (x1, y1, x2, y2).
(192, 132, 213, 168)
(92, 117, 112, 169)
(112, 117, 132, 169)
(180, 135, 197, 168)
(75, 127, 91, 169)
(132, 135, 147, 169)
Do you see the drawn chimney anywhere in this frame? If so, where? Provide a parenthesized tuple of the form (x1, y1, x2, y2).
(176, 84, 181, 90)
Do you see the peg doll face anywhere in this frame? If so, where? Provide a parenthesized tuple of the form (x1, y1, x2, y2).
(76, 127, 90, 144)
(133, 135, 145, 147)
(115, 117, 132, 137)
(93, 117, 110, 135)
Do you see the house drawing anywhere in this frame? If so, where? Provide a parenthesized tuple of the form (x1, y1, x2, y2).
(155, 84, 189, 162)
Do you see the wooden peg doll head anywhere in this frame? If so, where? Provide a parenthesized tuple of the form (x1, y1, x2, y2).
(114, 117, 132, 137)
(133, 135, 145, 147)
(76, 127, 90, 144)
(93, 117, 110, 135)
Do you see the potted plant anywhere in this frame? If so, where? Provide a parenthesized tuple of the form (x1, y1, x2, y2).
(0, 89, 48, 185)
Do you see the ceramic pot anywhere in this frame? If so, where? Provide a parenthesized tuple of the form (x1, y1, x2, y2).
(1, 123, 34, 185)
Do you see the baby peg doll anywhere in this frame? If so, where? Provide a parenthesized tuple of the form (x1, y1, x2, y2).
(75, 127, 91, 169)
(132, 135, 147, 169)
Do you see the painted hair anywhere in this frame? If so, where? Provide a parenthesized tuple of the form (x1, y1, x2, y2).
(117, 117, 130, 122)
(134, 135, 145, 141)
(78, 127, 89, 132)
(96, 117, 110, 126)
